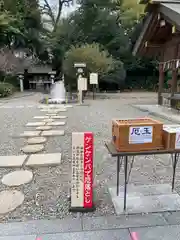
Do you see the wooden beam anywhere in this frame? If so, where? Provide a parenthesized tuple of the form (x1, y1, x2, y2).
(145, 43, 163, 48)
(139, 12, 160, 54)
(160, 12, 180, 32)
(158, 63, 164, 105)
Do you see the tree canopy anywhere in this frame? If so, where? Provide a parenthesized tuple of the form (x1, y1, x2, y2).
(0, 0, 158, 91)
(63, 43, 114, 77)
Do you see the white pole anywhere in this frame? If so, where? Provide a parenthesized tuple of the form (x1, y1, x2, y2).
(20, 78, 24, 92)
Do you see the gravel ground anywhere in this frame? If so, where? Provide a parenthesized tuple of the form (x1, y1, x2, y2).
(0, 92, 180, 222)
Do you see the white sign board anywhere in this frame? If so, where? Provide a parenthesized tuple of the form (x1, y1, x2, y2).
(74, 63, 86, 68)
(175, 132, 180, 149)
(78, 77, 87, 91)
(129, 126, 153, 144)
(90, 73, 98, 85)
(71, 132, 84, 207)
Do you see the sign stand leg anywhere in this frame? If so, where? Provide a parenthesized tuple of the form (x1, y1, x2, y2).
(123, 156, 128, 211)
(172, 153, 179, 191)
(93, 85, 95, 100)
(79, 90, 83, 104)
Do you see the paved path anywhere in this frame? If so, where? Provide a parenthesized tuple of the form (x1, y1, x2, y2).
(1, 212, 180, 239)
(134, 104, 180, 123)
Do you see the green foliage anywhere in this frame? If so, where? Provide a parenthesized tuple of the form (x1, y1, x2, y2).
(101, 60, 126, 87)
(0, 0, 158, 91)
(4, 74, 19, 87)
(0, 82, 14, 97)
(0, 0, 43, 54)
(63, 43, 114, 78)
(117, 0, 145, 30)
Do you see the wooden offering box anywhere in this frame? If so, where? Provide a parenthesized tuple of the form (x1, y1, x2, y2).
(163, 125, 180, 150)
(112, 118, 163, 152)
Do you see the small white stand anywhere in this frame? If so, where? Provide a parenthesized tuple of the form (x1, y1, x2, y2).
(77, 76, 87, 105)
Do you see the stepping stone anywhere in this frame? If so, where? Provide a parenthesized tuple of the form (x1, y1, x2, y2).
(46, 113, 57, 116)
(21, 144, 44, 153)
(36, 126, 52, 131)
(0, 155, 27, 168)
(20, 131, 41, 137)
(42, 119, 54, 123)
(41, 130, 65, 136)
(34, 116, 49, 119)
(65, 105, 73, 108)
(27, 137, 47, 144)
(26, 153, 62, 167)
(51, 116, 67, 119)
(0, 190, 24, 214)
(38, 105, 49, 109)
(48, 110, 66, 113)
(26, 122, 45, 127)
(2, 170, 33, 186)
(41, 109, 66, 113)
(47, 121, 66, 126)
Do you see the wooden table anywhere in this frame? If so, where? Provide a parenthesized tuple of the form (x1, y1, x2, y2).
(105, 142, 180, 211)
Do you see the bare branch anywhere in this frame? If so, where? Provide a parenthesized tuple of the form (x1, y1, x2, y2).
(53, 0, 63, 32)
(41, 0, 74, 31)
(43, 0, 56, 26)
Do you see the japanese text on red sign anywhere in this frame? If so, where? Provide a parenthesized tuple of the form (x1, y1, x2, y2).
(84, 133, 93, 208)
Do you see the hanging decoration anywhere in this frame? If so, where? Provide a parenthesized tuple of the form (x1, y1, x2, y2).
(161, 59, 180, 71)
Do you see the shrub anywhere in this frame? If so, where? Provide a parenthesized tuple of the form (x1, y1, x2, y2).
(4, 74, 19, 87)
(63, 43, 114, 78)
(0, 82, 14, 97)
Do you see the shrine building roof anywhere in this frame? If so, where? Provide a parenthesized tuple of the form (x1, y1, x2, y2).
(132, 0, 180, 57)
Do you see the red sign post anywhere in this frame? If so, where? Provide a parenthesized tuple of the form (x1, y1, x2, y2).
(70, 132, 95, 212)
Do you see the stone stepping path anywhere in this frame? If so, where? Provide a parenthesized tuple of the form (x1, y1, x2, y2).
(41, 130, 65, 136)
(0, 190, 24, 214)
(46, 121, 66, 126)
(2, 170, 33, 186)
(21, 144, 44, 154)
(27, 137, 47, 144)
(0, 155, 27, 167)
(20, 131, 41, 137)
(36, 126, 52, 131)
(0, 103, 71, 215)
(26, 153, 62, 167)
(26, 122, 45, 127)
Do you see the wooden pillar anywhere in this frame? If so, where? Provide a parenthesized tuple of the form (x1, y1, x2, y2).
(170, 42, 179, 108)
(170, 60, 178, 108)
(158, 63, 164, 105)
(171, 61, 178, 96)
